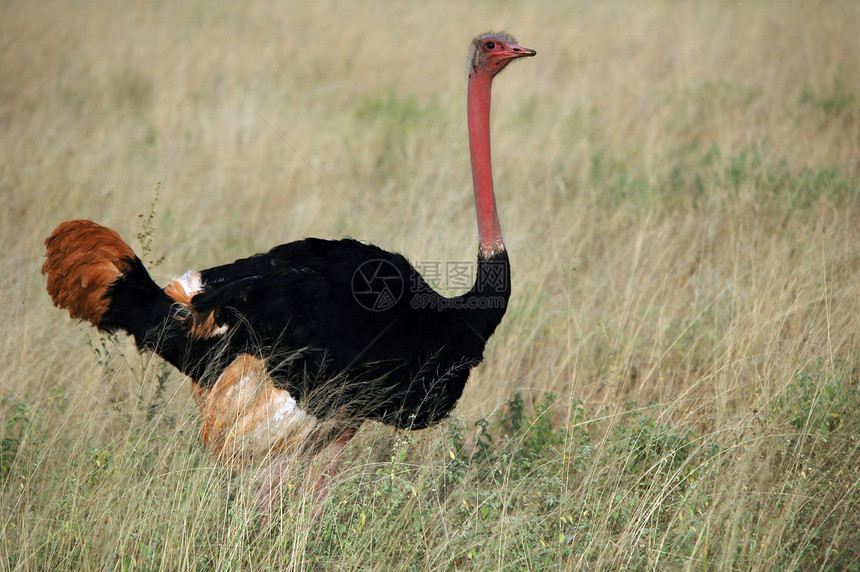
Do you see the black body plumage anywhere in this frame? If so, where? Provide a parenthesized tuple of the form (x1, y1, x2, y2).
(104, 238, 510, 430)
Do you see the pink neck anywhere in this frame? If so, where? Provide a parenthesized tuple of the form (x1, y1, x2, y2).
(467, 71, 505, 258)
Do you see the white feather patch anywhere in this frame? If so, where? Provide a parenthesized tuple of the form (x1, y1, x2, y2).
(174, 270, 204, 297)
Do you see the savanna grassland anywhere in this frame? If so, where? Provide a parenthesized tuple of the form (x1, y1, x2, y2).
(2, 0, 860, 569)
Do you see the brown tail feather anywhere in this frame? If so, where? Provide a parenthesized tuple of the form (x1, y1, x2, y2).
(42, 220, 137, 330)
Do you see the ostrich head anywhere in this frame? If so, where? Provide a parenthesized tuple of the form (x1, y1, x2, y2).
(469, 32, 536, 77)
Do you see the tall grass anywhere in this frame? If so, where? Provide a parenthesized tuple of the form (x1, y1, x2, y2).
(2, 0, 859, 569)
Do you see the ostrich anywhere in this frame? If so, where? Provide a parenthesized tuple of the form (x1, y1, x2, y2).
(42, 32, 535, 508)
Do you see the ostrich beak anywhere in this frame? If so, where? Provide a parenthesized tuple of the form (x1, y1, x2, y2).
(505, 44, 537, 60)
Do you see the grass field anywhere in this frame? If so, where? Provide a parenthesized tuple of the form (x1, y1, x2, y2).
(2, 0, 860, 569)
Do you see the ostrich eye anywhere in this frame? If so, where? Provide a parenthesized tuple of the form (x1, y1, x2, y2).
(484, 41, 496, 50)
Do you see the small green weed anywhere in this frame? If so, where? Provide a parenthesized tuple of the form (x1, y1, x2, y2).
(799, 68, 858, 119)
(0, 395, 38, 484)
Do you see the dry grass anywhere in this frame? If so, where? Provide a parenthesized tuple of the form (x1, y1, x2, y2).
(2, 0, 860, 569)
